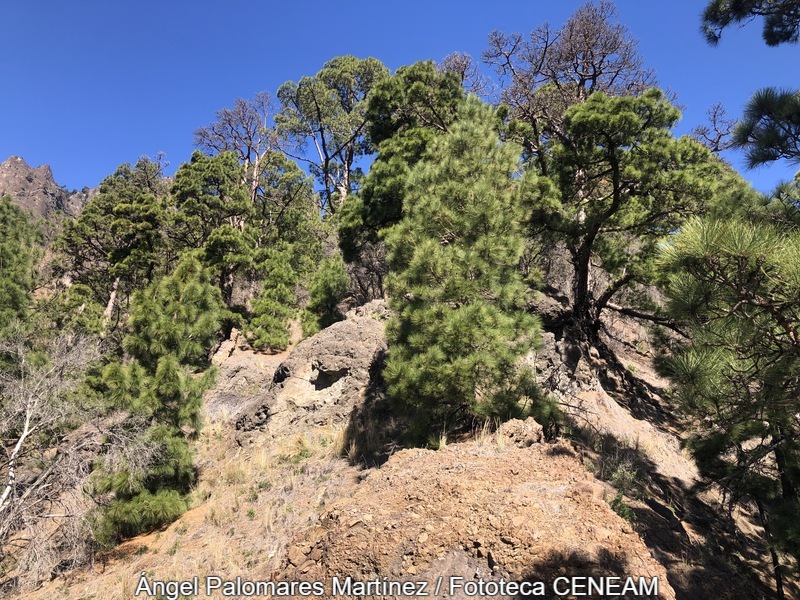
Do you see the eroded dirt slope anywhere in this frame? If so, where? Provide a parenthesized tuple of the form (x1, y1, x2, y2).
(276, 418, 675, 600)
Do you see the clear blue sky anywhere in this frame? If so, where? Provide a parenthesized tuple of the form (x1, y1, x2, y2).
(1, 1, 796, 193)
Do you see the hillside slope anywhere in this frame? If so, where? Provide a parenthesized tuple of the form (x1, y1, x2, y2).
(16, 302, 789, 599)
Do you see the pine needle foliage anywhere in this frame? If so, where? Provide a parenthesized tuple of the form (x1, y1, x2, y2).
(123, 253, 227, 372)
(383, 97, 544, 437)
(541, 89, 731, 334)
(92, 489, 188, 547)
(55, 158, 167, 314)
(248, 247, 297, 351)
(734, 87, 800, 168)
(702, 0, 800, 46)
(339, 61, 464, 299)
(0, 196, 41, 337)
(301, 255, 349, 337)
(660, 216, 800, 561)
(92, 254, 225, 545)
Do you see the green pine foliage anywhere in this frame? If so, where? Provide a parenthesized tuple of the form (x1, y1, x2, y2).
(40, 284, 106, 337)
(93, 489, 188, 546)
(702, 0, 800, 46)
(248, 247, 297, 351)
(56, 159, 167, 317)
(534, 89, 739, 341)
(123, 253, 227, 371)
(275, 55, 390, 213)
(169, 151, 250, 251)
(169, 151, 253, 304)
(339, 62, 464, 299)
(734, 87, 800, 168)
(252, 151, 324, 277)
(0, 196, 41, 337)
(301, 255, 350, 337)
(91, 255, 225, 544)
(383, 96, 544, 437)
(660, 217, 800, 561)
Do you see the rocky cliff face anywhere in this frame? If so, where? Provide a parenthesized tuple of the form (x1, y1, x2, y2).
(0, 156, 92, 219)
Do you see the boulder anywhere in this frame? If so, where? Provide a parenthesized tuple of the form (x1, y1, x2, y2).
(235, 301, 388, 439)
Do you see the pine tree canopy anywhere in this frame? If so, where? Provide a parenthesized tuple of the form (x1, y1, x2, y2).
(170, 151, 250, 249)
(276, 55, 390, 213)
(733, 87, 800, 168)
(383, 96, 543, 435)
(338, 61, 465, 301)
(92, 254, 224, 542)
(248, 247, 297, 351)
(123, 254, 227, 372)
(661, 217, 800, 559)
(301, 255, 349, 337)
(702, 0, 800, 46)
(0, 196, 41, 336)
(540, 89, 738, 332)
(57, 159, 166, 307)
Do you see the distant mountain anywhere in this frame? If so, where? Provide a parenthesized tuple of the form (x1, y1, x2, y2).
(0, 156, 94, 219)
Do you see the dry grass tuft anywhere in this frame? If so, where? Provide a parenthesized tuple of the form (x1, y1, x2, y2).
(22, 420, 359, 600)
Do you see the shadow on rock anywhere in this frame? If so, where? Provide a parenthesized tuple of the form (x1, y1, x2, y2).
(340, 348, 408, 468)
(515, 548, 658, 600)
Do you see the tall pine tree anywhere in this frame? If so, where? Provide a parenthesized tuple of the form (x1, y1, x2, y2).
(91, 255, 225, 545)
(383, 96, 544, 438)
(56, 158, 167, 332)
(0, 196, 41, 337)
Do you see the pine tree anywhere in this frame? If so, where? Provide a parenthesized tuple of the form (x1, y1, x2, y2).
(56, 158, 167, 331)
(338, 61, 464, 300)
(733, 87, 800, 168)
(169, 151, 253, 305)
(276, 55, 389, 213)
(383, 96, 544, 438)
(91, 255, 225, 544)
(660, 217, 800, 592)
(0, 196, 41, 337)
(702, 0, 800, 46)
(534, 89, 742, 364)
(301, 255, 349, 337)
(248, 247, 297, 351)
(123, 253, 227, 372)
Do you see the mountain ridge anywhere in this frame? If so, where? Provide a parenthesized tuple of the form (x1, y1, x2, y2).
(0, 155, 93, 219)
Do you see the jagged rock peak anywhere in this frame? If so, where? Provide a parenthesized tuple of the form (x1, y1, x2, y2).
(0, 155, 92, 219)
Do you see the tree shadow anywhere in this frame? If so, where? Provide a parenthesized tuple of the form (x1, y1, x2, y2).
(340, 349, 407, 468)
(515, 548, 656, 599)
(571, 427, 785, 599)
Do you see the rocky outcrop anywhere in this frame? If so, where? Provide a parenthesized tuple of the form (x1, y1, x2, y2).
(203, 329, 285, 423)
(0, 156, 91, 219)
(235, 301, 389, 439)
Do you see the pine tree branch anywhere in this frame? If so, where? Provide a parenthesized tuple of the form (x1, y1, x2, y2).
(604, 302, 689, 337)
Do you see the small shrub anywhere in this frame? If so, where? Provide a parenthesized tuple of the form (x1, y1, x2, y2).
(92, 489, 188, 548)
(610, 492, 637, 523)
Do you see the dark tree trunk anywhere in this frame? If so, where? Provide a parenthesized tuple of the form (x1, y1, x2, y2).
(756, 498, 785, 600)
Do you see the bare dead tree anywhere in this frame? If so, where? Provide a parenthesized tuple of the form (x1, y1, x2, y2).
(0, 329, 100, 589)
(482, 1, 656, 173)
(194, 91, 279, 203)
(692, 102, 737, 153)
(439, 51, 491, 97)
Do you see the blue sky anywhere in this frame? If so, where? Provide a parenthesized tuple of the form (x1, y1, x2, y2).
(1, 1, 797, 193)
